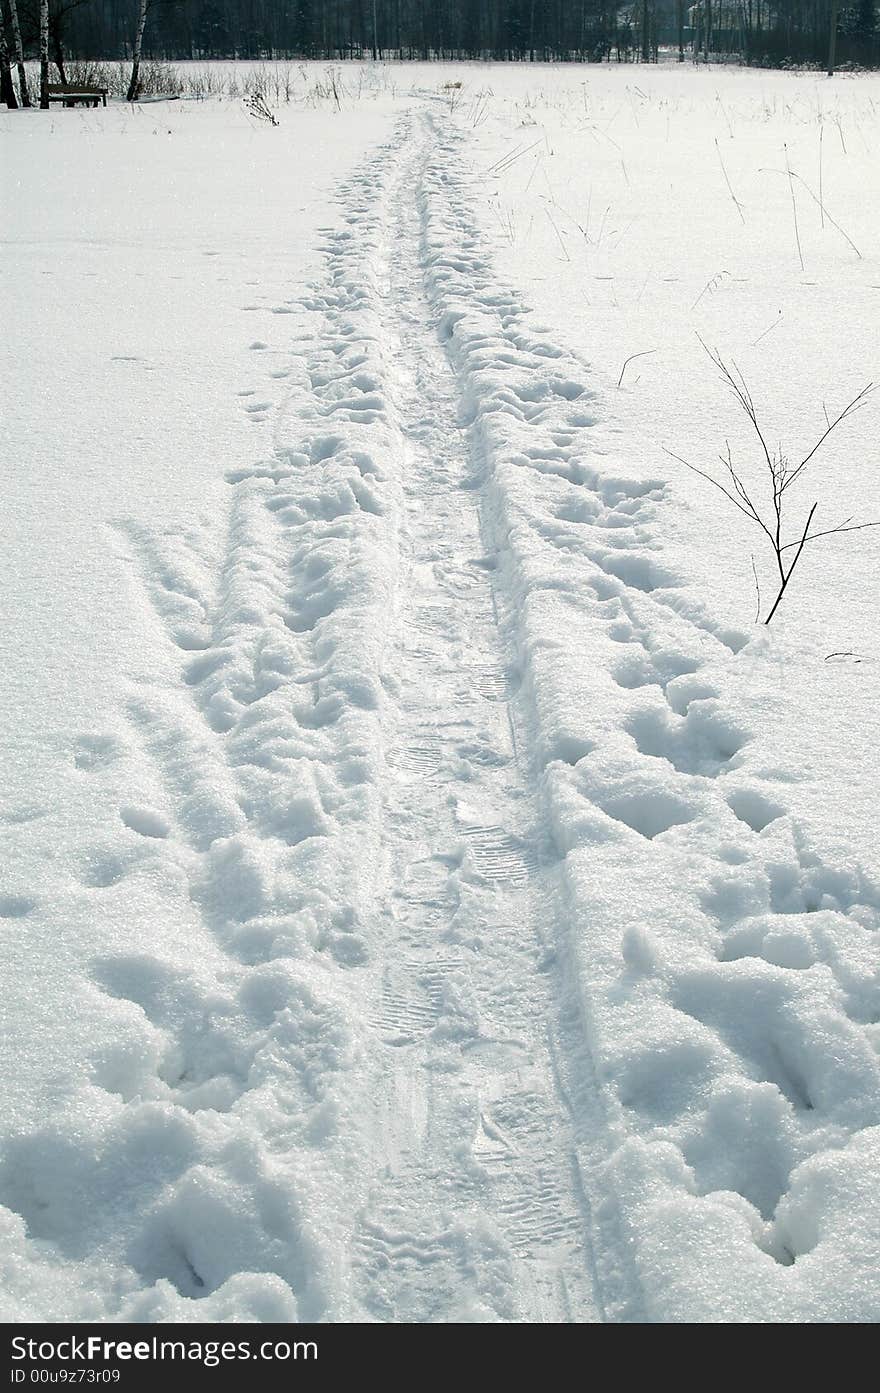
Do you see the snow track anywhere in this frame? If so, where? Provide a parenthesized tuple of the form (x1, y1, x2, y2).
(416, 112, 880, 1323)
(347, 116, 601, 1324)
(2, 101, 878, 1325)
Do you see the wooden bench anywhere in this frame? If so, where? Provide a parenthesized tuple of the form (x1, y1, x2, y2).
(47, 84, 108, 108)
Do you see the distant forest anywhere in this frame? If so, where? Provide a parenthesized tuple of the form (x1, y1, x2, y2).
(6, 2, 880, 74)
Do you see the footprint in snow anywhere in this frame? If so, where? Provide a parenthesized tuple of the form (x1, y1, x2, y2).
(725, 789, 786, 834)
(0, 894, 37, 918)
(120, 806, 171, 840)
(75, 734, 125, 772)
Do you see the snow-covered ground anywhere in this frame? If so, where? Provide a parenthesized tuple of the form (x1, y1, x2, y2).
(1, 61, 878, 1324)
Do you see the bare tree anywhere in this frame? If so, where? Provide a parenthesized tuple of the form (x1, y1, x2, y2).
(47, 0, 95, 86)
(0, 5, 18, 108)
(125, 0, 185, 100)
(18, 0, 86, 87)
(666, 344, 877, 625)
(7, 0, 29, 105)
(126, 0, 149, 101)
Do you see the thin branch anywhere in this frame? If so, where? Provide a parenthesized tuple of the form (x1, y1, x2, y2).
(761, 164, 862, 258)
(617, 349, 657, 388)
(786, 382, 875, 485)
(784, 143, 805, 272)
(753, 311, 783, 346)
(779, 518, 880, 550)
(698, 336, 776, 476)
(791, 168, 862, 258)
(715, 137, 746, 224)
(663, 447, 775, 542)
(763, 502, 818, 625)
(484, 139, 542, 175)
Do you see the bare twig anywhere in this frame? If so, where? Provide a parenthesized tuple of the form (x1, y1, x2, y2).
(543, 205, 569, 260)
(760, 165, 862, 258)
(779, 517, 880, 550)
(484, 140, 542, 176)
(784, 143, 805, 271)
(618, 349, 657, 388)
(243, 92, 278, 125)
(667, 345, 876, 624)
(692, 270, 729, 311)
(753, 311, 783, 346)
(715, 138, 745, 224)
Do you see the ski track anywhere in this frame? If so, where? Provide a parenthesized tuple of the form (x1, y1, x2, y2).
(4, 103, 879, 1324)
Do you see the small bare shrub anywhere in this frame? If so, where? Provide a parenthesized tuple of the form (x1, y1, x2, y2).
(667, 342, 877, 624)
(243, 92, 278, 126)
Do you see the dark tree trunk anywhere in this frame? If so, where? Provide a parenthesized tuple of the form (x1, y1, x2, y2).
(51, 25, 67, 84)
(0, 11, 18, 109)
(39, 0, 49, 108)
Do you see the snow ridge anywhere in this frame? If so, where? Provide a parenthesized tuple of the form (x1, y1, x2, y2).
(417, 109, 880, 1324)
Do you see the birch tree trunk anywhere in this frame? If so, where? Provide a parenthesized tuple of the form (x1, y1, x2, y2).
(126, 0, 149, 102)
(39, 0, 49, 108)
(0, 10, 18, 109)
(7, 0, 29, 106)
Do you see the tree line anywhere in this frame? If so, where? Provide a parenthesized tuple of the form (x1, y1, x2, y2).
(3, 2, 879, 110)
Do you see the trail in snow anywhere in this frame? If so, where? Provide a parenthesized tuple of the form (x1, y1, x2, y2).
(2, 98, 878, 1325)
(415, 111, 880, 1322)
(349, 114, 601, 1324)
(0, 110, 603, 1324)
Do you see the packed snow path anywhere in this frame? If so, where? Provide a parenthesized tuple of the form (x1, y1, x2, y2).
(2, 99, 878, 1324)
(348, 117, 602, 1322)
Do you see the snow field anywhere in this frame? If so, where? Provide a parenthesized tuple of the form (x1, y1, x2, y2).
(2, 63, 879, 1323)
(1, 94, 408, 1322)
